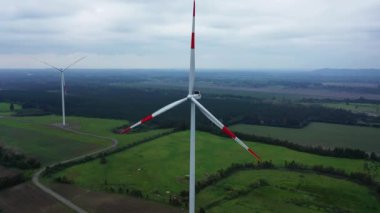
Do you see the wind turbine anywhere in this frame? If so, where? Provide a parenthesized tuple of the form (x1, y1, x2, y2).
(38, 57, 86, 126)
(120, 1, 260, 212)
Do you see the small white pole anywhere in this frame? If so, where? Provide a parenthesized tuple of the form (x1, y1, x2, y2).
(61, 71, 66, 126)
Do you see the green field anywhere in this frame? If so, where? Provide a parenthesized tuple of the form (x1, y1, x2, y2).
(322, 102, 380, 117)
(231, 122, 380, 153)
(16, 115, 173, 146)
(49, 131, 379, 208)
(2, 114, 379, 211)
(197, 170, 380, 213)
(0, 117, 110, 164)
(0, 115, 171, 164)
(0, 103, 21, 114)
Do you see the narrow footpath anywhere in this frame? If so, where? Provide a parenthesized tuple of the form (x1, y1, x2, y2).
(32, 125, 119, 213)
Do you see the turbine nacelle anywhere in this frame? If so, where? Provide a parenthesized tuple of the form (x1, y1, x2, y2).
(187, 91, 201, 100)
(193, 91, 201, 99)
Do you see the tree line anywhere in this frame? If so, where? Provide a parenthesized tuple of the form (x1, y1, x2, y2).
(205, 129, 380, 162)
(245, 132, 380, 161)
(0, 146, 41, 169)
(1, 80, 379, 128)
(0, 173, 26, 190)
(284, 160, 379, 194)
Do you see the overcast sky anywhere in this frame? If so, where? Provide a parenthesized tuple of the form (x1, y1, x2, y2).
(0, 0, 379, 69)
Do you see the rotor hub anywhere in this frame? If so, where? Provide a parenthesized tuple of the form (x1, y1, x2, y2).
(193, 91, 201, 99)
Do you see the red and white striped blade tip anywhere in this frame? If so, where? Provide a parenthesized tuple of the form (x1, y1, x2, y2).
(193, 0, 195, 17)
(120, 127, 131, 134)
(248, 148, 261, 161)
(141, 115, 153, 123)
(222, 126, 261, 161)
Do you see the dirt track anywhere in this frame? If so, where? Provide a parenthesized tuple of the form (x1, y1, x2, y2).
(32, 125, 119, 213)
(1, 121, 182, 213)
(49, 183, 182, 213)
(0, 182, 182, 213)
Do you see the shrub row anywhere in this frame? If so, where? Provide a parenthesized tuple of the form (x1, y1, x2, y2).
(233, 132, 380, 162)
(0, 146, 41, 169)
(0, 173, 26, 190)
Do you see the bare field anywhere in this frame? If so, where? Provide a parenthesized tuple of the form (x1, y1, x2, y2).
(0, 182, 69, 213)
(48, 183, 182, 213)
(0, 166, 19, 178)
(0, 182, 182, 213)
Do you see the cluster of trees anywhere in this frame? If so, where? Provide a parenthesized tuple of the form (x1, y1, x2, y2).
(102, 185, 144, 198)
(9, 103, 14, 111)
(169, 190, 188, 207)
(54, 175, 73, 184)
(0, 146, 41, 169)
(0, 173, 26, 190)
(233, 132, 380, 162)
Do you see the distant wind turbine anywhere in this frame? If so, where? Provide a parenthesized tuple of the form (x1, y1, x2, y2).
(120, 1, 260, 213)
(38, 57, 86, 126)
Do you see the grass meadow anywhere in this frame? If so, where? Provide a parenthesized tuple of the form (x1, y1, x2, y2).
(19, 115, 173, 146)
(0, 115, 171, 164)
(0, 117, 110, 164)
(49, 131, 379, 209)
(0, 112, 378, 212)
(197, 170, 380, 213)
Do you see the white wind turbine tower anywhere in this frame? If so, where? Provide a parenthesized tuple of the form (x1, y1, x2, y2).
(38, 57, 86, 126)
(120, 1, 260, 212)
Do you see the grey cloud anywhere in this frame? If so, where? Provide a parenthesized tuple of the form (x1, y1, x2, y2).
(0, 0, 379, 69)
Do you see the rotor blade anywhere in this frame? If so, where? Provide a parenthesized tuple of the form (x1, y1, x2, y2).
(188, 0, 196, 94)
(62, 56, 87, 72)
(191, 97, 260, 160)
(120, 97, 188, 134)
(36, 58, 62, 72)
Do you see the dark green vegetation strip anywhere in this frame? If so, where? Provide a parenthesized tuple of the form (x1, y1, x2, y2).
(2, 70, 380, 129)
(232, 122, 380, 154)
(0, 173, 27, 191)
(0, 145, 40, 169)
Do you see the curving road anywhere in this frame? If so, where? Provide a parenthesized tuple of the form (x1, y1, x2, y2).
(32, 125, 119, 213)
